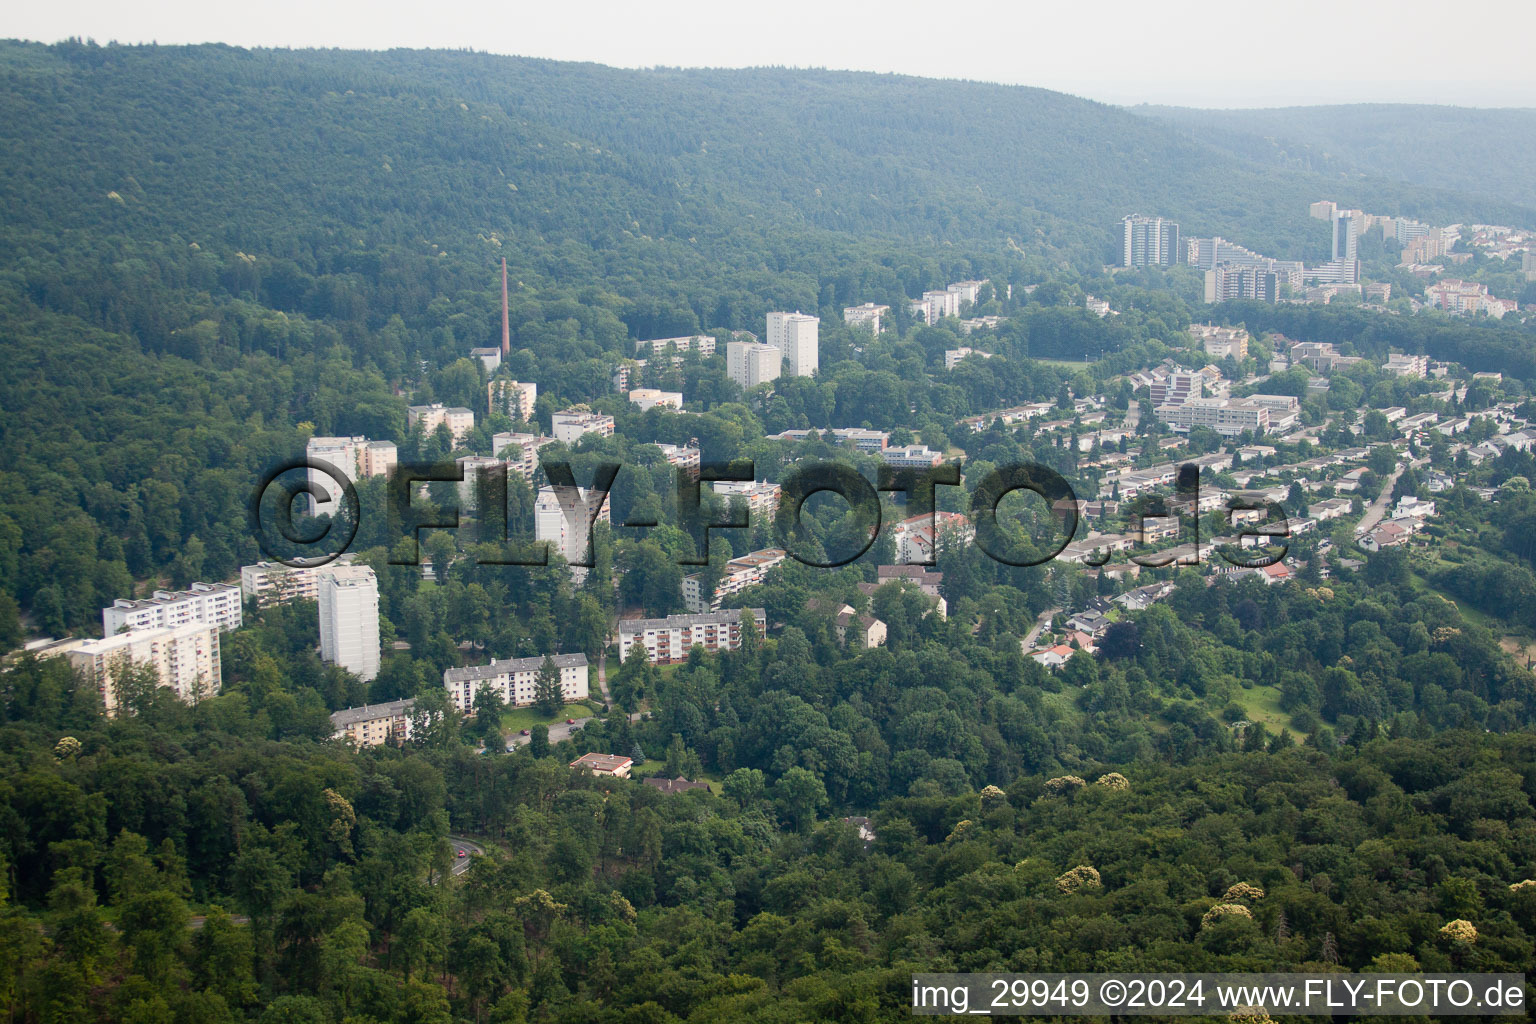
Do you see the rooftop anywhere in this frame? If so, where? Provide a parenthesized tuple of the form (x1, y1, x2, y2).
(330, 698, 416, 728)
(443, 652, 588, 685)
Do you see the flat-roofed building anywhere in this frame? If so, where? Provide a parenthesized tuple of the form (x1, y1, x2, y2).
(627, 388, 683, 412)
(551, 408, 615, 445)
(317, 566, 380, 681)
(67, 622, 221, 716)
(407, 404, 475, 443)
(682, 548, 786, 613)
(491, 432, 557, 479)
(570, 752, 633, 777)
(634, 334, 715, 357)
(103, 582, 242, 636)
(488, 379, 537, 420)
(843, 303, 889, 333)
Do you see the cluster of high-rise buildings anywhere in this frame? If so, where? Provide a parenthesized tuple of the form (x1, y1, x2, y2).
(727, 311, 820, 390)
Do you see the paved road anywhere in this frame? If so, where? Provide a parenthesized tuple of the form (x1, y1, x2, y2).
(1020, 606, 1061, 653)
(448, 835, 483, 876)
(504, 709, 644, 751)
(1355, 457, 1425, 535)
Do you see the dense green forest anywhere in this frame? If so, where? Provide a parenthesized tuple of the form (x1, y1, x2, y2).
(2, 39, 1536, 1024)
(1135, 103, 1536, 211)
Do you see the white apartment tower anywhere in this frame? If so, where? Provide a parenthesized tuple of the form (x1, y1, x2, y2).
(317, 565, 381, 681)
(535, 485, 612, 577)
(766, 311, 819, 377)
(726, 341, 782, 390)
(488, 379, 537, 421)
(1122, 215, 1180, 267)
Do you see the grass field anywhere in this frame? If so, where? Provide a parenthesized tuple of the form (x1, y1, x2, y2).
(1232, 684, 1296, 734)
(499, 704, 596, 733)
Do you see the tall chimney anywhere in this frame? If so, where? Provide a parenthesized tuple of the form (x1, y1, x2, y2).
(500, 258, 510, 356)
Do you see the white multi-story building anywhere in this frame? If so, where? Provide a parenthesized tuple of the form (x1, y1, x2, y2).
(1155, 397, 1271, 437)
(240, 560, 360, 608)
(880, 445, 944, 468)
(67, 622, 222, 716)
(318, 565, 380, 681)
(843, 303, 889, 333)
(947, 280, 986, 306)
(103, 582, 242, 637)
(551, 408, 616, 445)
(443, 653, 589, 714)
(1383, 353, 1429, 377)
(615, 608, 765, 665)
(407, 404, 476, 443)
(1241, 394, 1301, 431)
(1425, 279, 1517, 318)
(944, 347, 995, 370)
(305, 436, 397, 514)
(627, 388, 684, 412)
(634, 335, 715, 357)
(890, 511, 973, 564)
(910, 289, 960, 326)
(712, 479, 782, 522)
(726, 341, 782, 390)
(767, 427, 889, 453)
(1189, 324, 1249, 360)
(1148, 371, 1204, 407)
(456, 455, 506, 512)
(487, 379, 537, 421)
(766, 312, 819, 377)
(331, 698, 417, 746)
(491, 432, 558, 479)
(682, 548, 786, 613)
(1122, 215, 1180, 267)
(656, 443, 701, 478)
(535, 485, 612, 575)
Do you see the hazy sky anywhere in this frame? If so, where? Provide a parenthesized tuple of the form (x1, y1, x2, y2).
(8, 0, 1536, 108)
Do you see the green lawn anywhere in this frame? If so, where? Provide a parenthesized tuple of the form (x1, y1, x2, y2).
(499, 704, 596, 734)
(1232, 684, 1297, 735)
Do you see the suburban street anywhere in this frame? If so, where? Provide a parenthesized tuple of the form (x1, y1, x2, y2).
(1021, 606, 1061, 652)
(1355, 457, 1426, 535)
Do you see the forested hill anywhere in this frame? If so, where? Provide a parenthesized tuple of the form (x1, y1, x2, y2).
(1, 40, 1526, 271)
(1133, 103, 1536, 211)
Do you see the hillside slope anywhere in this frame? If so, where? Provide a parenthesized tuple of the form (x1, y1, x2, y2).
(1134, 103, 1536, 211)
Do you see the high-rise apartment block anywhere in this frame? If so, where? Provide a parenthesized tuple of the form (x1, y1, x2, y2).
(534, 485, 612, 574)
(103, 582, 242, 636)
(241, 560, 357, 608)
(682, 548, 786, 613)
(491, 432, 557, 479)
(317, 565, 381, 681)
(634, 335, 715, 357)
(305, 436, 397, 514)
(843, 302, 889, 333)
(488, 379, 537, 420)
(1332, 211, 1360, 262)
(1122, 215, 1180, 267)
(766, 311, 819, 377)
(726, 340, 782, 390)
(407, 404, 475, 443)
(550, 408, 615, 445)
(1148, 371, 1205, 407)
(68, 622, 222, 716)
